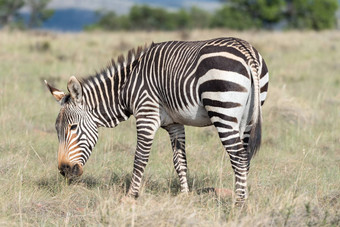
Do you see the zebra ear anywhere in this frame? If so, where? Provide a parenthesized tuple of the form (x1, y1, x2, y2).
(45, 80, 65, 103)
(67, 76, 82, 103)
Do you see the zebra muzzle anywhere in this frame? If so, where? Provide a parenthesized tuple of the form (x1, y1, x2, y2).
(59, 163, 83, 179)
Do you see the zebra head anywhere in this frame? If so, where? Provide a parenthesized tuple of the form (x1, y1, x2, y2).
(45, 76, 98, 180)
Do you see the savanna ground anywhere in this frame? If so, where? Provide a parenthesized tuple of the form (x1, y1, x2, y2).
(0, 29, 339, 226)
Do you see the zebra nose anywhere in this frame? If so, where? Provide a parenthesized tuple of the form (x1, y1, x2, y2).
(59, 163, 83, 178)
(59, 163, 71, 178)
(71, 163, 83, 177)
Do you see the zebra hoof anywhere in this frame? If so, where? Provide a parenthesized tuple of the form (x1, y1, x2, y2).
(180, 188, 189, 194)
(234, 198, 247, 208)
(214, 188, 233, 198)
(196, 187, 233, 198)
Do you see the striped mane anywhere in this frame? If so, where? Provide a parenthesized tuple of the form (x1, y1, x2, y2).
(80, 43, 152, 85)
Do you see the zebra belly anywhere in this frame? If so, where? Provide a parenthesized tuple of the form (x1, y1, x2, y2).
(160, 104, 212, 127)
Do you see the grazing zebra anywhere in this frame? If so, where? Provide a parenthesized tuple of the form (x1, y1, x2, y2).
(45, 37, 269, 204)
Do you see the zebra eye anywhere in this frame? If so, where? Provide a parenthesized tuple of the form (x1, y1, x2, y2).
(70, 124, 78, 130)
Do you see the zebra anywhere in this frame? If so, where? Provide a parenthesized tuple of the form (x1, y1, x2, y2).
(45, 37, 269, 204)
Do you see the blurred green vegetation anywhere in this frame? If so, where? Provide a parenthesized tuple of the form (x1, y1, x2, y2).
(213, 0, 285, 29)
(0, 0, 25, 28)
(26, 0, 54, 28)
(87, 0, 338, 31)
(85, 6, 212, 31)
(285, 0, 339, 30)
(1, 0, 338, 31)
(0, 0, 53, 29)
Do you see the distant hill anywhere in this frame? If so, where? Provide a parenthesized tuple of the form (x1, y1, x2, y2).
(19, 0, 339, 32)
(18, 0, 222, 32)
(42, 9, 99, 32)
(20, 9, 99, 32)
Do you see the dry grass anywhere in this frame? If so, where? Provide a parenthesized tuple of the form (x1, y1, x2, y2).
(0, 29, 339, 226)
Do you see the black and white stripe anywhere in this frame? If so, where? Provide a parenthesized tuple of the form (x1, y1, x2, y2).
(55, 102, 98, 167)
(49, 37, 269, 203)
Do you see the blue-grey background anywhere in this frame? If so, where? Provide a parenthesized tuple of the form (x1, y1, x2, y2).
(19, 0, 222, 31)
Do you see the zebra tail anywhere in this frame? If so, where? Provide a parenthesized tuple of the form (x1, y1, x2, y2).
(247, 65, 262, 160)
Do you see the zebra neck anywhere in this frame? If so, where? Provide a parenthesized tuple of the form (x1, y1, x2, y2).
(81, 68, 131, 128)
(80, 44, 151, 128)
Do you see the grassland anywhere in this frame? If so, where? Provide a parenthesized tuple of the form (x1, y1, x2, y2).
(0, 29, 339, 226)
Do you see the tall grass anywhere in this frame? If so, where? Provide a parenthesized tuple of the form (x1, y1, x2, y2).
(0, 29, 339, 226)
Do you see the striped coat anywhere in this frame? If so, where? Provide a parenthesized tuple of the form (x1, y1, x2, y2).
(46, 37, 269, 204)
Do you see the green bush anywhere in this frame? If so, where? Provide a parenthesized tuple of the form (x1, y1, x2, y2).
(0, 0, 53, 28)
(210, 5, 259, 30)
(129, 5, 173, 30)
(187, 7, 211, 29)
(286, 0, 338, 30)
(90, 5, 209, 31)
(87, 12, 131, 30)
(0, 0, 24, 26)
(221, 0, 285, 28)
(88, 1, 338, 31)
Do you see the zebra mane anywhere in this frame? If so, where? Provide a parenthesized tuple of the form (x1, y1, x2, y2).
(113, 43, 151, 70)
(80, 43, 153, 85)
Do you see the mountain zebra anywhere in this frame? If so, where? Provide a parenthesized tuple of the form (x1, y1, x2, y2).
(46, 37, 269, 204)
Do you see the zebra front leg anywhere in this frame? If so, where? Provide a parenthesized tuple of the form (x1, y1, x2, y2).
(163, 124, 189, 193)
(127, 118, 160, 198)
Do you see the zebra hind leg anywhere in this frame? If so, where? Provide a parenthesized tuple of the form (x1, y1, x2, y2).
(241, 125, 252, 172)
(217, 127, 249, 205)
(203, 106, 249, 205)
(163, 124, 189, 193)
(202, 98, 250, 204)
